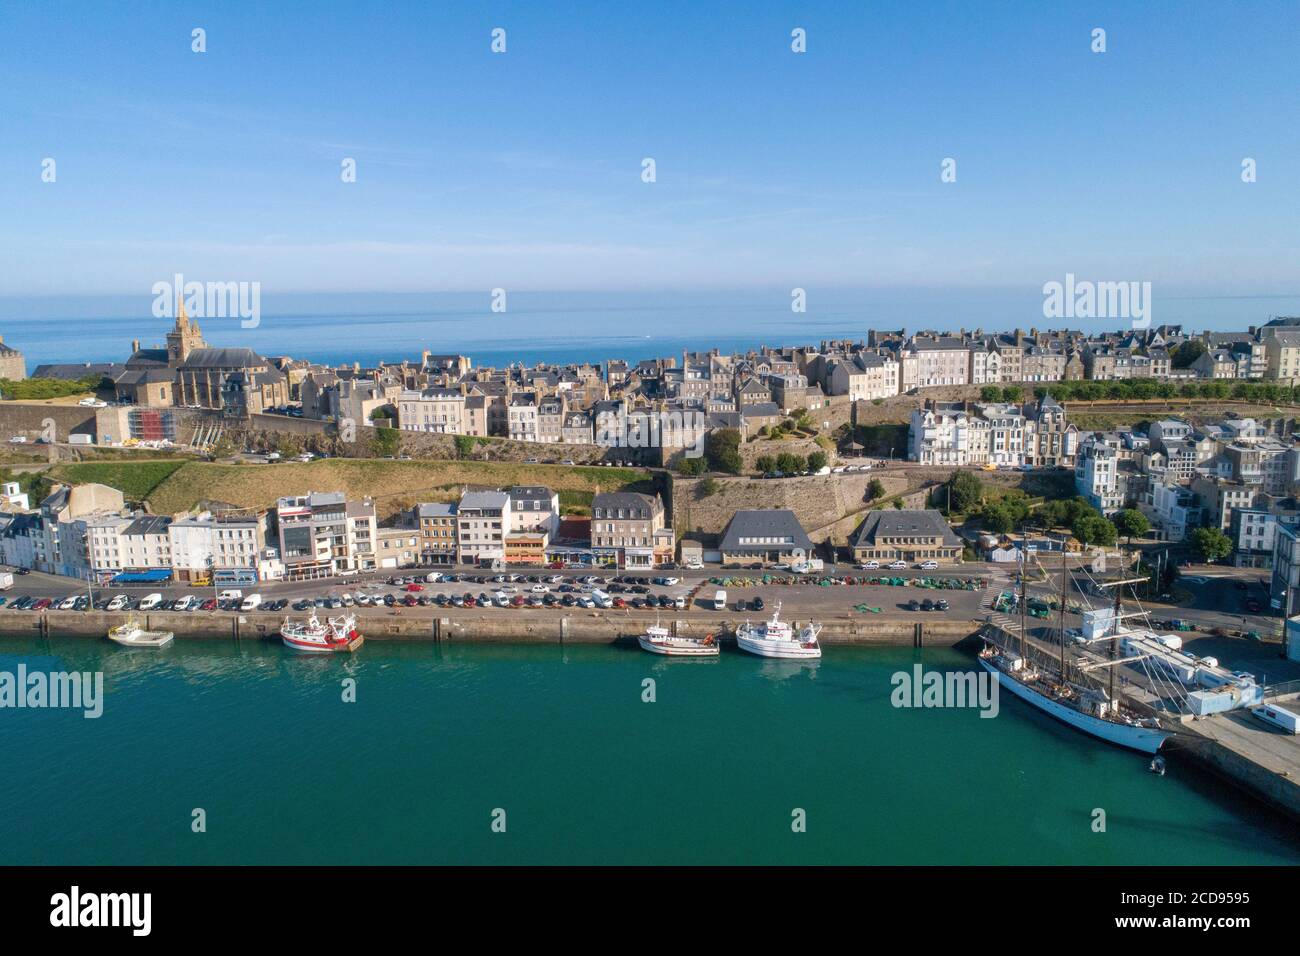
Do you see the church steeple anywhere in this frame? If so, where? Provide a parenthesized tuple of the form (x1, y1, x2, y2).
(166, 289, 206, 365)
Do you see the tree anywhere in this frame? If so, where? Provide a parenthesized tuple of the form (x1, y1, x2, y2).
(704, 429, 743, 475)
(1190, 526, 1232, 564)
(675, 455, 707, 476)
(755, 455, 776, 476)
(866, 478, 885, 501)
(1172, 340, 1207, 369)
(1072, 513, 1117, 548)
(454, 435, 478, 459)
(1001, 385, 1023, 403)
(697, 476, 718, 498)
(1112, 508, 1150, 546)
(943, 470, 983, 514)
(979, 386, 1003, 402)
(807, 450, 829, 472)
(369, 426, 400, 458)
(776, 452, 805, 475)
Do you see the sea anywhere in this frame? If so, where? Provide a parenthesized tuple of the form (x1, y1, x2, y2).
(1, 637, 1297, 865)
(2, 289, 1300, 371)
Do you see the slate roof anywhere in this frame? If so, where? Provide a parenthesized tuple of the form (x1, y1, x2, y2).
(850, 509, 962, 548)
(719, 509, 812, 554)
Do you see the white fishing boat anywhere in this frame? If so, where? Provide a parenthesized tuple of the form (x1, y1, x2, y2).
(636, 622, 719, 657)
(735, 602, 822, 659)
(106, 617, 174, 648)
(280, 611, 364, 653)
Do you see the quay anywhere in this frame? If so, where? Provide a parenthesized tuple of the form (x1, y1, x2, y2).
(984, 621, 1300, 827)
(10, 607, 981, 647)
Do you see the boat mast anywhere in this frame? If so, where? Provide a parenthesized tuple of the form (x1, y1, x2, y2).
(1057, 544, 1068, 681)
(1109, 547, 1124, 702)
(1018, 526, 1028, 659)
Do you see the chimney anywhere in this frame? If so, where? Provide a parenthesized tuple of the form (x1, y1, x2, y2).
(132, 339, 140, 353)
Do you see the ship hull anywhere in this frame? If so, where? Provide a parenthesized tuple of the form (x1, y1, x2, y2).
(735, 634, 821, 659)
(636, 635, 718, 657)
(978, 657, 1169, 754)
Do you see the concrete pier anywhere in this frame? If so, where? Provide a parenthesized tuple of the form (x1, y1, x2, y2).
(9, 608, 982, 646)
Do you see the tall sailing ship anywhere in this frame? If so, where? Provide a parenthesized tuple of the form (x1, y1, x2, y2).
(979, 548, 1172, 755)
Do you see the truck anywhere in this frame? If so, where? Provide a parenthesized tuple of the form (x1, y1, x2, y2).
(790, 558, 824, 575)
(0, 572, 13, 591)
(713, 589, 727, 610)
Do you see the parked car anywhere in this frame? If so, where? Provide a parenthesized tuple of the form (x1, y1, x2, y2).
(859, 561, 880, 570)
(889, 561, 908, 571)
(918, 561, 939, 571)
(906, 599, 921, 611)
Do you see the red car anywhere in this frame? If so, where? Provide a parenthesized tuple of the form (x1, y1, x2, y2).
(404, 583, 424, 592)
(201, 598, 217, 611)
(32, 598, 52, 610)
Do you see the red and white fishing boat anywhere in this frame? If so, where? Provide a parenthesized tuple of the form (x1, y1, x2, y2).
(637, 622, 719, 657)
(735, 602, 821, 660)
(280, 611, 364, 653)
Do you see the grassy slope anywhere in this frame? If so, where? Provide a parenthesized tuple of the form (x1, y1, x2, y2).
(48, 460, 189, 502)
(145, 458, 651, 518)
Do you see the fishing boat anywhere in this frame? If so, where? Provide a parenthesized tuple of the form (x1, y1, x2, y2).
(280, 611, 364, 653)
(979, 545, 1171, 755)
(735, 602, 821, 659)
(636, 622, 719, 656)
(106, 617, 174, 648)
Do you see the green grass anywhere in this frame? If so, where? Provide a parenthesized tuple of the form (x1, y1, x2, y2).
(48, 460, 188, 503)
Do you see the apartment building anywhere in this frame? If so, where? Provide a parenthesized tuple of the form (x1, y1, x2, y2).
(456, 490, 511, 566)
(507, 392, 541, 442)
(591, 491, 671, 568)
(397, 388, 466, 434)
(415, 502, 457, 565)
(1265, 329, 1300, 384)
(1075, 438, 1125, 513)
(909, 403, 988, 466)
(902, 337, 970, 389)
(277, 492, 376, 580)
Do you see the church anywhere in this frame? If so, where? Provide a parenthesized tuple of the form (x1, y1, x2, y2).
(114, 299, 288, 416)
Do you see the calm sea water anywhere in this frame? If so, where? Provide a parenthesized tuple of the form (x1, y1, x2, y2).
(3, 289, 1300, 370)
(1, 637, 1296, 865)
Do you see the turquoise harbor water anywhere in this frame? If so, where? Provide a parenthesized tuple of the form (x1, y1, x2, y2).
(1, 637, 1297, 866)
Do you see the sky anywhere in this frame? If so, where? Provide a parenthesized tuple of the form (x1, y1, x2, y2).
(1, 0, 1298, 301)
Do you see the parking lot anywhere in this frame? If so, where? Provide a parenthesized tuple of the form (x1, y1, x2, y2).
(0, 564, 1001, 623)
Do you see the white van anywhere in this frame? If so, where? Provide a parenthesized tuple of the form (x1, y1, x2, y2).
(173, 595, 195, 612)
(138, 593, 163, 611)
(592, 589, 613, 609)
(713, 589, 727, 611)
(107, 594, 130, 612)
(425, 572, 442, 583)
(240, 593, 263, 611)
(218, 589, 243, 600)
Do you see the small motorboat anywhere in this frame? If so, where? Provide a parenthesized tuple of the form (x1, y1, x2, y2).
(1149, 755, 1167, 776)
(280, 611, 364, 653)
(107, 617, 174, 648)
(637, 623, 719, 657)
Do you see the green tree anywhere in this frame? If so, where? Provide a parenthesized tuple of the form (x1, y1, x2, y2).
(453, 435, 477, 459)
(755, 455, 776, 476)
(1112, 508, 1150, 546)
(1172, 340, 1207, 369)
(704, 429, 743, 475)
(807, 450, 829, 472)
(776, 452, 805, 475)
(979, 386, 1003, 402)
(369, 426, 400, 457)
(866, 478, 885, 501)
(676, 455, 707, 476)
(1190, 526, 1232, 563)
(943, 470, 983, 514)
(697, 476, 718, 498)
(1072, 513, 1117, 548)
(1001, 385, 1023, 403)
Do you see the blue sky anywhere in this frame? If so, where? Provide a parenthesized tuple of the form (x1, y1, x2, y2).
(1, 0, 1297, 298)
